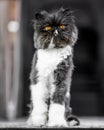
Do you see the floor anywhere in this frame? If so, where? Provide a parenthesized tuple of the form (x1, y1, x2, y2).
(0, 117, 104, 129)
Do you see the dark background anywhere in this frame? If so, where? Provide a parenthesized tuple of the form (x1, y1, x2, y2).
(20, 0, 104, 117)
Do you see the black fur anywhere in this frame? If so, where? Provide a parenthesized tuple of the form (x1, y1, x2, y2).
(33, 8, 78, 49)
(52, 55, 71, 104)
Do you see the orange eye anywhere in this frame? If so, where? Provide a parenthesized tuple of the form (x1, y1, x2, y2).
(60, 24, 65, 29)
(45, 26, 51, 31)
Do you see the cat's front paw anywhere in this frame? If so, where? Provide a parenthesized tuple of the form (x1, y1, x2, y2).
(48, 103, 68, 127)
(27, 113, 47, 127)
(48, 119, 68, 127)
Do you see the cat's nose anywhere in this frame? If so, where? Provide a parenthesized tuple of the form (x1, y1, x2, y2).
(54, 29, 58, 36)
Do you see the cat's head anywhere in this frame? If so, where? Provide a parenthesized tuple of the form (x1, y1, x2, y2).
(33, 8, 78, 49)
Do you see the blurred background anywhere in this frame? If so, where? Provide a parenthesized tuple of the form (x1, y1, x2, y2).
(0, 0, 104, 121)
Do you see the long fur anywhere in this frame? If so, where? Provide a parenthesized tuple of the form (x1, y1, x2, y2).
(27, 8, 79, 127)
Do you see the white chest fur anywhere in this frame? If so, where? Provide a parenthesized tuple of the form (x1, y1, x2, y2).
(36, 45, 72, 77)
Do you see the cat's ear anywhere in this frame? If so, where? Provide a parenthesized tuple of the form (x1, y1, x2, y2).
(63, 8, 71, 13)
(62, 8, 74, 16)
(59, 8, 75, 22)
(35, 12, 43, 20)
(59, 8, 74, 16)
(35, 10, 48, 20)
(59, 8, 70, 13)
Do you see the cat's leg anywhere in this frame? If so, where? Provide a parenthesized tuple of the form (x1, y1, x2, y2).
(27, 82, 48, 126)
(47, 60, 69, 127)
(48, 85, 80, 127)
(48, 82, 68, 127)
(48, 57, 73, 127)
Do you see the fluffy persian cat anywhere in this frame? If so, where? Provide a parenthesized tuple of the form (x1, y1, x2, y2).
(28, 8, 79, 127)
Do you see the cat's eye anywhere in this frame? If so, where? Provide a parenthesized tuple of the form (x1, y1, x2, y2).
(44, 26, 51, 31)
(59, 24, 65, 29)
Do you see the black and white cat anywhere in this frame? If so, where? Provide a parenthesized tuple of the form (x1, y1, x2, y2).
(28, 8, 79, 127)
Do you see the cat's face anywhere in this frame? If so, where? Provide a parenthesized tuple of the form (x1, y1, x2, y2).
(33, 8, 78, 49)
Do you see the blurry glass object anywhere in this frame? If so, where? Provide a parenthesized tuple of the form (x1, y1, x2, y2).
(0, 0, 22, 120)
(7, 21, 19, 33)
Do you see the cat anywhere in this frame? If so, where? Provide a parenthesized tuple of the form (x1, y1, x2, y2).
(27, 8, 80, 127)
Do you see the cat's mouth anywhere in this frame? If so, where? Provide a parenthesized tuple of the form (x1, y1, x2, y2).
(41, 34, 70, 49)
(54, 42, 69, 48)
(48, 37, 69, 49)
(54, 37, 70, 47)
